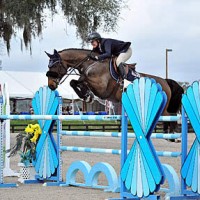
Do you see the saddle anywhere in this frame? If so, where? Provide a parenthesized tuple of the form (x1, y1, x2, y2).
(109, 58, 140, 82)
(114, 59, 136, 74)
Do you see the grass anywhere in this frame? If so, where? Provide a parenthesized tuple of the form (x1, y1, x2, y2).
(11, 120, 38, 125)
(10, 120, 122, 133)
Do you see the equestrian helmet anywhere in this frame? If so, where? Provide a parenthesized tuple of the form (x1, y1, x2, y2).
(88, 32, 101, 42)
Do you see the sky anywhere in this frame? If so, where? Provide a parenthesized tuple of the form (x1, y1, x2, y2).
(0, 0, 200, 83)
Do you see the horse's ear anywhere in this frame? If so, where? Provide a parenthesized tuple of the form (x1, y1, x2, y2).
(54, 49, 60, 58)
(45, 51, 52, 58)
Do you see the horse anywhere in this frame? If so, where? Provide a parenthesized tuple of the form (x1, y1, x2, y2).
(45, 48, 183, 120)
(163, 79, 184, 140)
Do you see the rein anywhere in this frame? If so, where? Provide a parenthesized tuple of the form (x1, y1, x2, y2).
(59, 55, 90, 85)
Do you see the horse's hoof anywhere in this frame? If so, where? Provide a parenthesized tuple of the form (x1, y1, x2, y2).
(89, 98, 94, 104)
(166, 139, 175, 142)
(84, 96, 91, 103)
(84, 93, 94, 104)
(175, 138, 181, 143)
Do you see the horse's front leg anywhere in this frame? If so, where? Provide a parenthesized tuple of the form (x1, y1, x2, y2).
(70, 79, 94, 103)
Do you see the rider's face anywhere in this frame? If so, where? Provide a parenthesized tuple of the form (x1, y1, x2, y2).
(91, 40, 98, 48)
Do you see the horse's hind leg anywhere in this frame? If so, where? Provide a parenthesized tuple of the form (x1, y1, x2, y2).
(162, 88, 171, 117)
(161, 83, 172, 136)
(165, 87, 183, 134)
(162, 99, 171, 134)
(163, 83, 183, 142)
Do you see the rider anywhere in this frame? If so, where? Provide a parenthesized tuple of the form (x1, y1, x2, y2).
(87, 32, 132, 80)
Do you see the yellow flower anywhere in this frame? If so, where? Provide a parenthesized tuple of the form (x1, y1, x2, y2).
(30, 135, 38, 143)
(25, 124, 34, 134)
(25, 124, 42, 143)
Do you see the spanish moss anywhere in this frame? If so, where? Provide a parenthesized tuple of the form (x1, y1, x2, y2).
(0, 0, 126, 54)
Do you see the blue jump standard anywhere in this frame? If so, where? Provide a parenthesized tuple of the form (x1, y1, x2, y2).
(0, 183, 17, 188)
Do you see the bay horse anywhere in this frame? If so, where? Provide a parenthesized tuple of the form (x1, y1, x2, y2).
(163, 79, 184, 139)
(45, 48, 183, 120)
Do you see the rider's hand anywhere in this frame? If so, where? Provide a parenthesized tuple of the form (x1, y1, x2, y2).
(90, 54, 98, 61)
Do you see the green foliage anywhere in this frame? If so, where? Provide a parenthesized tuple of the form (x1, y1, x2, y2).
(19, 149, 33, 167)
(0, 0, 126, 53)
(7, 128, 37, 166)
(61, 0, 124, 45)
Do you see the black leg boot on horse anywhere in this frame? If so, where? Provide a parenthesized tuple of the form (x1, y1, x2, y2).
(70, 80, 94, 103)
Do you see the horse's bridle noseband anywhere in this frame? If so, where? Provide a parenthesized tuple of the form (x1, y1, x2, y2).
(46, 59, 69, 85)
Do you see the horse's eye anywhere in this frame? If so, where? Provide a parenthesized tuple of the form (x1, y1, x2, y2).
(46, 71, 59, 78)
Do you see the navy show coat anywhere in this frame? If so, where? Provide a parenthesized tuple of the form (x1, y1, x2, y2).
(93, 38, 131, 61)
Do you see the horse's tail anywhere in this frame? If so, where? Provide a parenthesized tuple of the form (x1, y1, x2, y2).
(165, 79, 184, 114)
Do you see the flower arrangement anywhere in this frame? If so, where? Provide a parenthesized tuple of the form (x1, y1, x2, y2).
(8, 124, 42, 167)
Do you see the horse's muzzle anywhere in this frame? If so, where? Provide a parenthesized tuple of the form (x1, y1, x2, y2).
(48, 79, 58, 90)
(48, 84, 57, 91)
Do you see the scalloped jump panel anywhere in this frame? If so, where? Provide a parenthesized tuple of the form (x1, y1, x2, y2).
(181, 81, 200, 194)
(121, 77, 167, 198)
(32, 86, 59, 178)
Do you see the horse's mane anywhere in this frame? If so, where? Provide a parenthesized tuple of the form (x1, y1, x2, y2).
(58, 48, 91, 53)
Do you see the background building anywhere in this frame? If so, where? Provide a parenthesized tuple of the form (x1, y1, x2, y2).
(0, 70, 118, 114)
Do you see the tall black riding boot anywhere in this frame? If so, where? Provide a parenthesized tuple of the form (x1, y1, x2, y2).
(118, 63, 126, 79)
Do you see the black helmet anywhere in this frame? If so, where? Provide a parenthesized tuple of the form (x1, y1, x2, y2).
(87, 32, 101, 42)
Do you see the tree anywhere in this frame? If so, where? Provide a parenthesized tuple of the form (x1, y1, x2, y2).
(0, 0, 126, 53)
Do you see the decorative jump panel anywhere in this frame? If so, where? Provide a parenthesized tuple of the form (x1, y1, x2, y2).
(121, 77, 167, 197)
(32, 86, 59, 178)
(181, 81, 200, 194)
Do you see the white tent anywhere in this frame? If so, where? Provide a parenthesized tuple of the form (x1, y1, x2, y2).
(0, 70, 80, 99)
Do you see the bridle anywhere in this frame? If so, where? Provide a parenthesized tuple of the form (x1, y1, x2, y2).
(46, 54, 91, 86)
